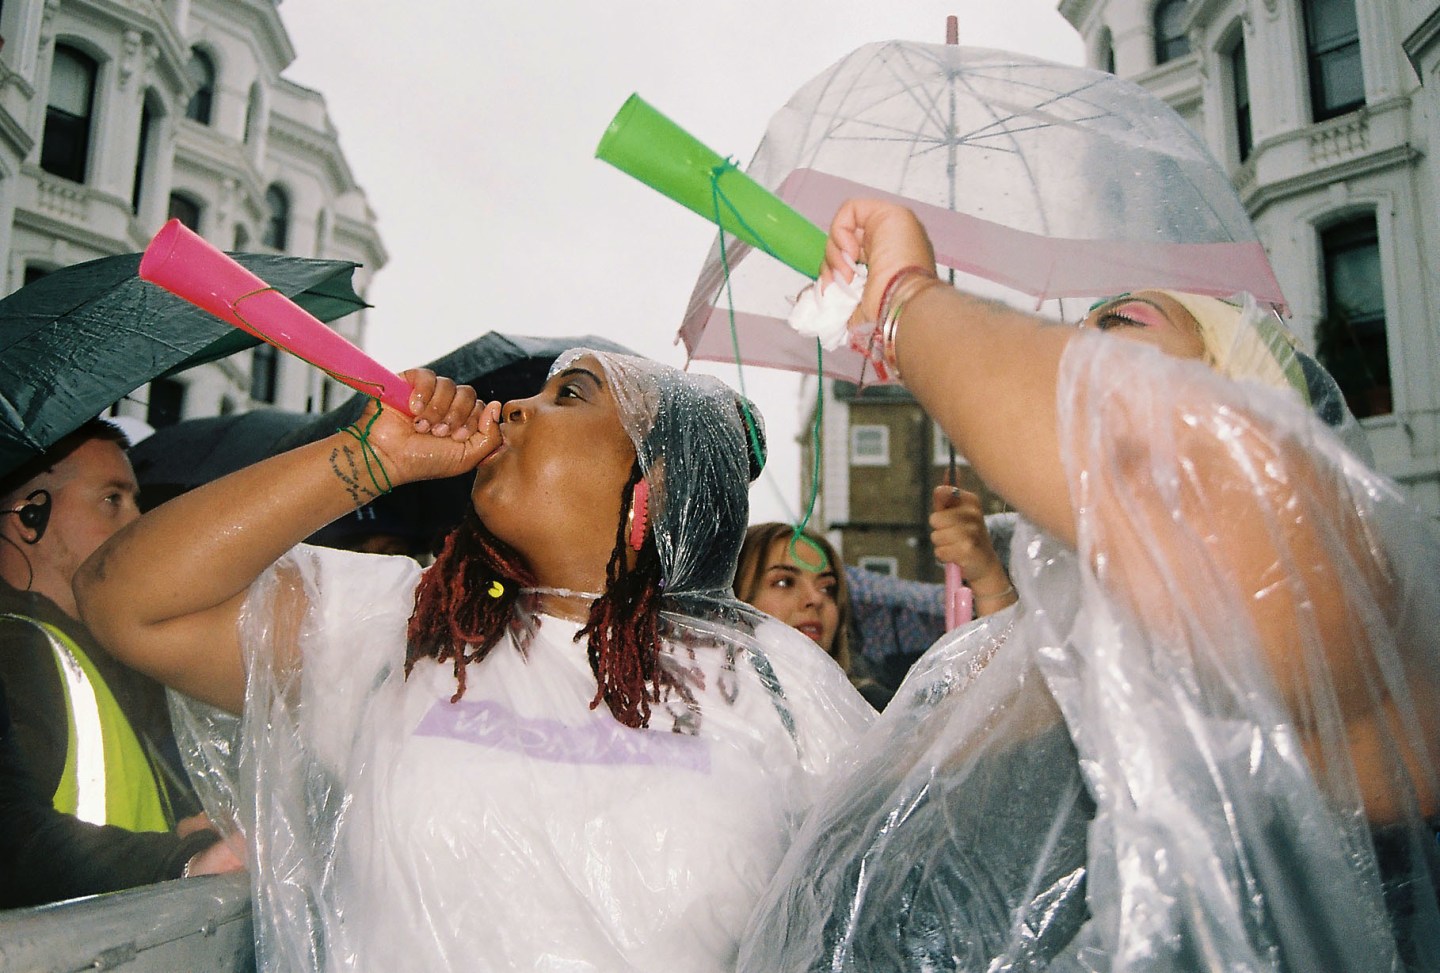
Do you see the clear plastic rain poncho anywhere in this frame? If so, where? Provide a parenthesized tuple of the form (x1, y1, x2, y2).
(738, 297, 1440, 972)
(171, 349, 874, 972)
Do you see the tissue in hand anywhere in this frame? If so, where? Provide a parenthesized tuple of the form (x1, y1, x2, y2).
(787, 266, 867, 351)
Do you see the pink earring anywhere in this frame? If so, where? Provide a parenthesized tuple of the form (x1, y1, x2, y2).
(627, 479, 650, 552)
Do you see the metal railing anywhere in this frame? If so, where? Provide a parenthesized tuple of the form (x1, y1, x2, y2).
(0, 873, 253, 973)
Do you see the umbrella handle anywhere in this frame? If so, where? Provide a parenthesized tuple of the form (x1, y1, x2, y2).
(140, 220, 414, 415)
(944, 562, 973, 630)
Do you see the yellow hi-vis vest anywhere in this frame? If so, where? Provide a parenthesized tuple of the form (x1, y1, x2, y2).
(2, 614, 170, 833)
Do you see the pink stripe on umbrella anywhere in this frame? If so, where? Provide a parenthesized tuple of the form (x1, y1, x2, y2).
(777, 169, 1288, 312)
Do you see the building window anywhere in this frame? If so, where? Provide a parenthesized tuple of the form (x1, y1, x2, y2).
(1231, 37, 1252, 162)
(1153, 0, 1189, 65)
(933, 422, 969, 466)
(251, 343, 279, 403)
(184, 49, 215, 124)
(858, 556, 898, 576)
(23, 265, 50, 287)
(1303, 0, 1364, 122)
(131, 95, 155, 214)
(146, 378, 185, 429)
(262, 184, 289, 251)
(168, 193, 201, 231)
(41, 44, 97, 183)
(233, 223, 250, 250)
(320, 377, 343, 411)
(850, 424, 890, 466)
(1315, 216, 1390, 418)
(1099, 28, 1116, 74)
(243, 82, 261, 144)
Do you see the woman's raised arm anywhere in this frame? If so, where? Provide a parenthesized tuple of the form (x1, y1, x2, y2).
(75, 371, 499, 713)
(822, 200, 1400, 773)
(822, 199, 1077, 544)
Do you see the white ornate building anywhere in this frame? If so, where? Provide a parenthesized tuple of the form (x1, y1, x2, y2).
(0, 0, 385, 428)
(1058, 0, 1440, 515)
(810, 0, 1437, 582)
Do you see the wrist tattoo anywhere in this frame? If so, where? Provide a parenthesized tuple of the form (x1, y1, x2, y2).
(330, 445, 379, 507)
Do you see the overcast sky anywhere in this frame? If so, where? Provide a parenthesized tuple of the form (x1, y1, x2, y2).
(278, 1, 1084, 523)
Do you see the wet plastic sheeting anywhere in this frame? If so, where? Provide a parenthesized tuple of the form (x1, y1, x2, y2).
(171, 349, 876, 972)
(740, 331, 1439, 971)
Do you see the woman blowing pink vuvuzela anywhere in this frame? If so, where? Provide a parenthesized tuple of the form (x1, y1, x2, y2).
(76, 352, 872, 973)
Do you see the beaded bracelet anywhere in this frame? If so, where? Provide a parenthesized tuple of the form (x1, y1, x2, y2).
(973, 584, 1017, 604)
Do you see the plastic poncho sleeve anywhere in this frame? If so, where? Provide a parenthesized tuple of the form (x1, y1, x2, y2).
(170, 544, 420, 973)
(1043, 331, 1440, 970)
(738, 332, 1439, 973)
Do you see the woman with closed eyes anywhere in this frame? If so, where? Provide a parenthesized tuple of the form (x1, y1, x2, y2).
(75, 349, 873, 973)
(739, 201, 1438, 972)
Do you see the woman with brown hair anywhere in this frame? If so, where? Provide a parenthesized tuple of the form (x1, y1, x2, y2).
(733, 523, 887, 707)
(76, 349, 872, 972)
(734, 517, 1013, 711)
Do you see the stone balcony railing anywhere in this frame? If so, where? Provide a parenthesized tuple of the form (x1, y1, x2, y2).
(34, 174, 90, 222)
(1309, 113, 1370, 166)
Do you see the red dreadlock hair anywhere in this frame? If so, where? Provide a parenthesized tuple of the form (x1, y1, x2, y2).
(406, 461, 679, 730)
(405, 507, 536, 701)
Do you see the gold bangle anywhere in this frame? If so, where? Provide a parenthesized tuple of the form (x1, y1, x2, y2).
(879, 275, 942, 382)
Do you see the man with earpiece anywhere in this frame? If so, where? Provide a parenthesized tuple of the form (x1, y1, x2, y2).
(0, 419, 242, 908)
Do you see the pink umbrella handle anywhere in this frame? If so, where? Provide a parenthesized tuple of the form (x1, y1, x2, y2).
(139, 219, 414, 416)
(945, 562, 973, 630)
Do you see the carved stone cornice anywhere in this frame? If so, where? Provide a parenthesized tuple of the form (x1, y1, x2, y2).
(118, 28, 141, 89)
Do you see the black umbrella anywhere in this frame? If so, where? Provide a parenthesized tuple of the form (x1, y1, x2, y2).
(132, 331, 639, 545)
(128, 410, 316, 510)
(0, 250, 367, 480)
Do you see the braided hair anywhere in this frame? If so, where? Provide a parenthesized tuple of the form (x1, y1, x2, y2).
(406, 461, 680, 729)
(577, 460, 684, 729)
(405, 508, 536, 702)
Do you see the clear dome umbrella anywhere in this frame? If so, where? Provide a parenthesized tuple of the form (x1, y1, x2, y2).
(677, 38, 1286, 383)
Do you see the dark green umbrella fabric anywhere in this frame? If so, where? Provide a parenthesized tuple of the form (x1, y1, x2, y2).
(0, 251, 366, 480)
(127, 410, 317, 509)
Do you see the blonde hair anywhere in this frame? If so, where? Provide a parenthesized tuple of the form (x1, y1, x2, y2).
(1155, 291, 1307, 399)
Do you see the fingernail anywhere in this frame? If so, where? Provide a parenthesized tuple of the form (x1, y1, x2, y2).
(415, 418, 429, 432)
(433, 422, 449, 437)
